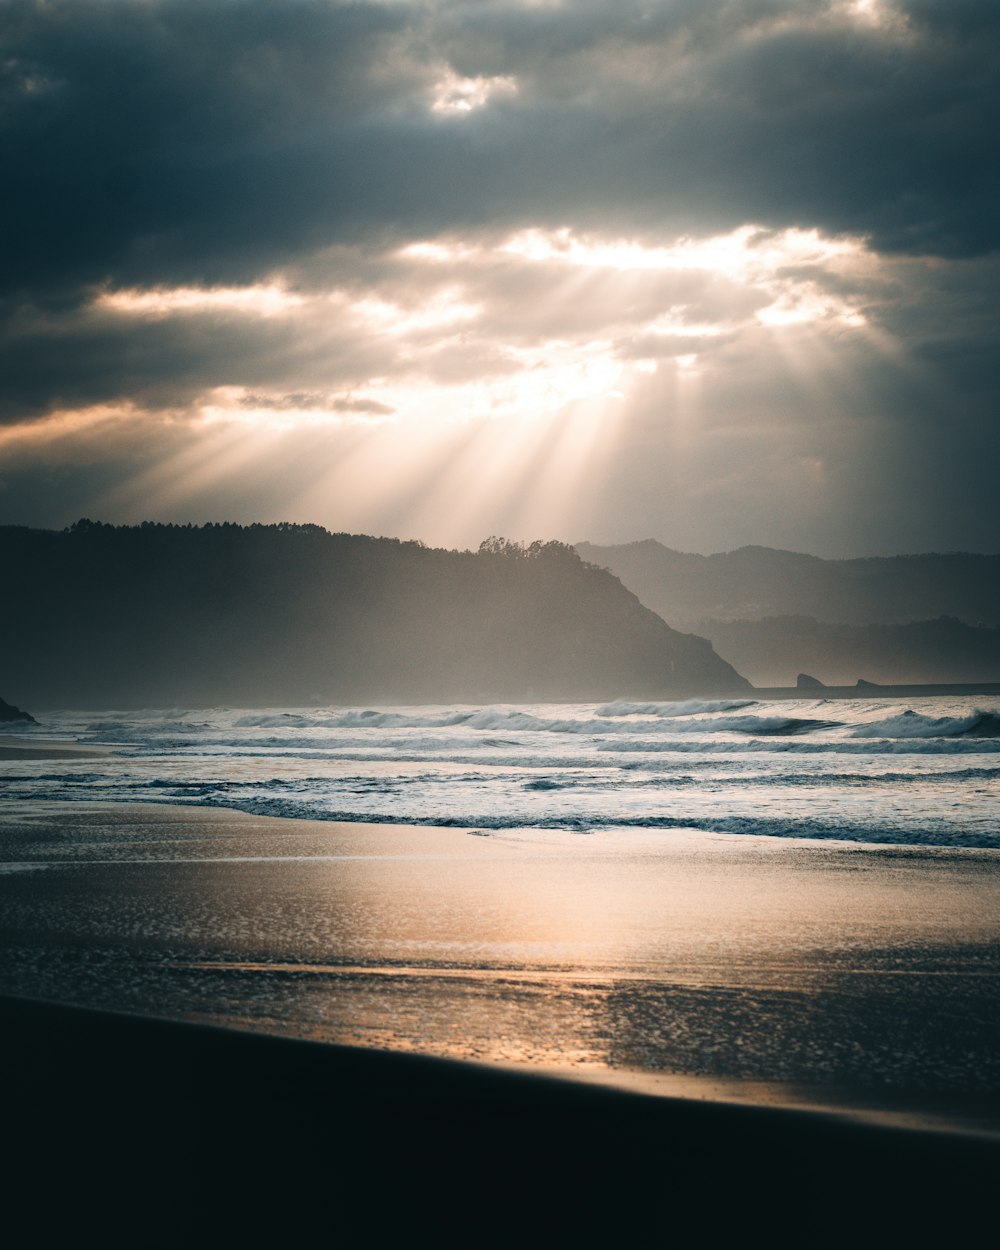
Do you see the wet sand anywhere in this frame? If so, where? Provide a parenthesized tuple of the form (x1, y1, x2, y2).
(2, 801, 999, 1134)
(0, 735, 110, 760)
(3, 799, 999, 1238)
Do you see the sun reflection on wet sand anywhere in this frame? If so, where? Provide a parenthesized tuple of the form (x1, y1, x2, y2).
(1, 803, 997, 1131)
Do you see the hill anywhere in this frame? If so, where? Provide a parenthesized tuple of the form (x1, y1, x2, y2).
(575, 542, 1000, 629)
(575, 540, 1000, 686)
(0, 523, 748, 708)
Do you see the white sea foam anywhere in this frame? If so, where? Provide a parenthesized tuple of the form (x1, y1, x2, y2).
(231, 709, 837, 737)
(850, 709, 1000, 739)
(595, 699, 757, 717)
(7, 697, 998, 850)
(596, 736, 1000, 754)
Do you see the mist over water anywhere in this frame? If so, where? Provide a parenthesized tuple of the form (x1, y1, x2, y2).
(5, 697, 1000, 849)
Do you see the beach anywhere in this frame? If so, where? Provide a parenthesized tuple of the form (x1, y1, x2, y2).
(3, 720, 999, 1238)
(2, 797, 999, 1126)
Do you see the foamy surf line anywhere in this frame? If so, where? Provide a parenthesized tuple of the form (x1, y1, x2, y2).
(5, 697, 1000, 850)
(2, 779, 998, 848)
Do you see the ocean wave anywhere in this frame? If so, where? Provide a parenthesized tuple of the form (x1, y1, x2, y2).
(2, 769, 111, 780)
(733, 766, 1000, 786)
(235, 708, 835, 737)
(79, 718, 209, 737)
(850, 709, 1000, 739)
(715, 716, 841, 735)
(597, 737, 1000, 754)
(10, 700, 999, 854)
(234, 710, 477, 730)
(106, 794, 999, 850)
(233, 708, 597, 732)
(595, 699, 757, 717)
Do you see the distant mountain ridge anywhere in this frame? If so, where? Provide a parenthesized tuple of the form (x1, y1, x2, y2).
(575, 541, 1000, 628)
(575, 540, 1000, 687)
(0, 523, 747, 708)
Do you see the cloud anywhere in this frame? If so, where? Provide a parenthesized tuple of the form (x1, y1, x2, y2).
(3, 0, 997, 306)
(0, 222, 878, 422)
(0, 1, 997, 554)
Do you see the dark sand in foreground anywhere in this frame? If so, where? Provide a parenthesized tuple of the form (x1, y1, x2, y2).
(5, 993, 998, 1243)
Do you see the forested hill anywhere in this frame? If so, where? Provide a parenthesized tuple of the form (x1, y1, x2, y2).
(0, 523, 748, 708)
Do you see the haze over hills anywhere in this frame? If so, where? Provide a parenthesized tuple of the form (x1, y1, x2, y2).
(574, 542, 1000, 627)
(575, 541, 1000, 688)
(0, 523, 747, 709)
(704, 617, 1000, 689)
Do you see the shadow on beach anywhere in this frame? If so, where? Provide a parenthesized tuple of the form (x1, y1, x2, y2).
(6, 994, 997, 1244)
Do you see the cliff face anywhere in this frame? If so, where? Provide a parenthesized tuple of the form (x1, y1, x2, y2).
(0, 524, 748, 707)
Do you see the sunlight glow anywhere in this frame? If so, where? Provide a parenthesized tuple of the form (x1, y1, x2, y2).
(100, 418, 278, 517)
(350, 291, 482, 335)
(54, 212, 883, 517)
(395, 225, 872, 348)
(0, 403, 139, 450)
(96, 284, 304, 317)
(756, 284, 867, 328)
(644, 310, 726, 339)
(430, 70, 518, 115)
(499, 225, 862, 282)
(845, 0, 892, 26)
(834, 0, 909, 35)
(398, 240, 481, 263)
(490, 340, 624, 413)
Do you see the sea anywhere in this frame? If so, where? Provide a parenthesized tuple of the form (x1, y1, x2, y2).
(3, 695, 1000, 848)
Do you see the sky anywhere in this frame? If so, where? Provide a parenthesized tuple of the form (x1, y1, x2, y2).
(1, 0, 998, 556)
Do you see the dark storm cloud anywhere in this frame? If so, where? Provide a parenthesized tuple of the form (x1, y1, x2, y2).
(1, 1, 998, 555)
(2, 0, 998, 307)
(1, 0, 415, 297)
(0, 289, 406, 421)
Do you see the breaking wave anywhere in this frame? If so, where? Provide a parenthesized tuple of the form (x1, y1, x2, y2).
(850, 709, 1000, 739)
(595, 699, 757, 717)
(6, 697, 999, 852)
(597, 737, 1000, 755)
(93, 795, 1000, 851)
(236, 708, 834, 737)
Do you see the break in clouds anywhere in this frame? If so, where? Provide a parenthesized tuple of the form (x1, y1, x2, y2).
(1, 0, 998, 554)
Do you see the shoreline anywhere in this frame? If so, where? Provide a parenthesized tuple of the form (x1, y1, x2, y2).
(0, 735, 111, 760)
